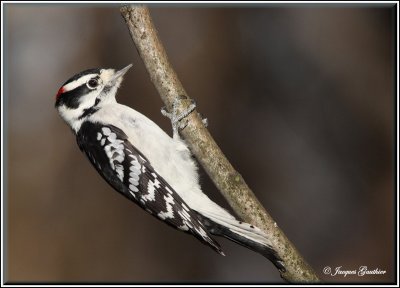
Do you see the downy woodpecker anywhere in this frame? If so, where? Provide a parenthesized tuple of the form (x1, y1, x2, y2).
(55, 64, 284, 271)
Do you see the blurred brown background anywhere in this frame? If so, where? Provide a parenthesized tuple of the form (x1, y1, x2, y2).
(4, 3, 395, 284)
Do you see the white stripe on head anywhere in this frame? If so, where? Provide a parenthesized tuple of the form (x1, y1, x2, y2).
(62, 74, 98, 92)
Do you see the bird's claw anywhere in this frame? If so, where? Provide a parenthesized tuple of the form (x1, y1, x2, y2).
(161, 98, 197, 139)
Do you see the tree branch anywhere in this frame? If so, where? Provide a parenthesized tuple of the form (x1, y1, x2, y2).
(120, 5, 320, 283)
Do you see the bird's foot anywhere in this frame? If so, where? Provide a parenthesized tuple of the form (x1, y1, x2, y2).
(161, 97, 196, 139)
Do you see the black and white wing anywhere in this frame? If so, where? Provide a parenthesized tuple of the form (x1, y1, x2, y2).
(76, 122, 224, 255)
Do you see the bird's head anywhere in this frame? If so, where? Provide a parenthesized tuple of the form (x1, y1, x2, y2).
(55, 64, 132, 132)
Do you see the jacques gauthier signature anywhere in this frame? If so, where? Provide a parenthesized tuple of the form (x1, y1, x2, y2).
(323, 266, 387, 277)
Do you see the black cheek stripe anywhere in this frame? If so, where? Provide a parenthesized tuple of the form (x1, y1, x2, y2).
(56, 84, 91, 109)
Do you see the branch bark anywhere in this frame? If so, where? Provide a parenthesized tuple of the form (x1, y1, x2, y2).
(120, 5, 320, 283)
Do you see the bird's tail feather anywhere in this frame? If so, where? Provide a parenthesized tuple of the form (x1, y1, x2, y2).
(199, 211, 285, 271)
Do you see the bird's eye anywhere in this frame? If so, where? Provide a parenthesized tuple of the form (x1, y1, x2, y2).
(87, 79, 99, 89)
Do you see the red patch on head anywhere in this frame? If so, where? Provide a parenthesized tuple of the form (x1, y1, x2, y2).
(56, 86, 65, 100)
